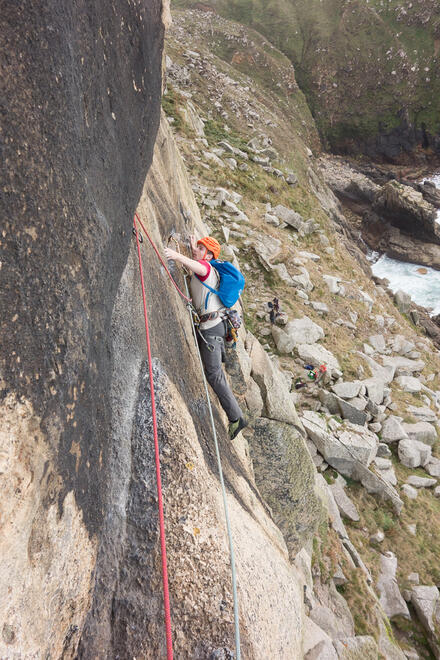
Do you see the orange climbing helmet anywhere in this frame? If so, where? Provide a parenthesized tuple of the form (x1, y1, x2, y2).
(197, 236, 221, 260)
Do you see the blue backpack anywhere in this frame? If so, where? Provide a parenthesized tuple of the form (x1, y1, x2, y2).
(197, 260, 245, 310)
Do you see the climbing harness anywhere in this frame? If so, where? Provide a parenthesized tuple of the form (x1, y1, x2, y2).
(133, 215, 173, 660)
(133, 214, 241, 660)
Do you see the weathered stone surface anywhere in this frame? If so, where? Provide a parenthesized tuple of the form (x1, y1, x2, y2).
(402, 421, 438, 446)
(407, 405, 438, 424)
(303, 616, 337, 659)
(334, 635, 378, 659)
(376, 552, 411, 620)
(381, 416, 408, 443)
(425, 458, 440, 478)
(407, 476, 437, 488)
(362, 378, 385, 405)
(377, 618, 407, 660)
(297, 344, 341, 372)
(411, 586, 440, 658)
(2, 2, 166, 657)
(329, 478, 360, 521)
(248, 333, 302, 426)
(273, 204, 305, 231)
(286, 317, 325, 345)
(369, 334, 386, 353)
(360, 354, 395, 385)
(394, 290, 412, 314)
(272, 316, 324, 354)
(399, 438, 432, 468)
(382, 356, 425, 376)
(353, 463, 403, 514)
(395, 376, 423, 393)
(373, 180, 440, 245)
(310, 605, 348, 641)
(331, 381, 362, 400)
(244, 377, 265, 418)
(250, 418, 325, 557)
(401, 484, 418, 499)
(319, 391, 367, 426)
(302, 412, 376, 477)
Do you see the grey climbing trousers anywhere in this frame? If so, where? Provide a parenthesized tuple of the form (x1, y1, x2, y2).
(198, 321, 243, 422)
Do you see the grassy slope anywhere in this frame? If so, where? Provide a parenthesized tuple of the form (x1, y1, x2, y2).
(165, 9, 440, 656)
(173, 0, 440, 154)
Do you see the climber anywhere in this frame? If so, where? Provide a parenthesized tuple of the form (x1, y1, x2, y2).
(164, 235, 247, 440)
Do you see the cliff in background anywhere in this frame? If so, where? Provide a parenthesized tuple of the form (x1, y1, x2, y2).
(175, 0, 440, 162)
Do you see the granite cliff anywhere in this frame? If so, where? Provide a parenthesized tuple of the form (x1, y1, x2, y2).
(2, 2, 440, 659)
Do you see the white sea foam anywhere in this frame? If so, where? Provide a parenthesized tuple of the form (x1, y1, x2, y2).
(371, 255, 440, 316)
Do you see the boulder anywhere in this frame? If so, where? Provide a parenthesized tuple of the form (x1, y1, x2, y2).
(401, 484, 418, 499)
(322, 275, 341, 294)
(394, 290, 412, 314)
(319, 391, 368, 426)
(425, 458, 440, 478)
(273, 204, 305, 231)
(301, 412, 376, 477)
(334, 636, 378, 659)
(369, 334, 386, 353)
(406, 476, 437, 488)
(303, 616, 336, 659)
(381, 416, 408, 443)
(353, 463, 403, 514)
(407, 405, 438, 424)
(359, 354, 395, 385)
(311, 302, 329, 314)
(271, 325, 296, 354)
(331, 381, 362, 400)
(398, 439, 432, 468)
(272, 263, 295, 285)
(285, 317, 325, 345)
(391, 335, 416, 356)
(362, 378, 385, 405)
(251, 235, 282, 269)
(249, 418, 324, 557)
(376, 551, 411, 620)
(395, 376, 422, 393)
(248, 336, 302, 427)
(305, 639, 338, 660)
(297, 344, 341, 372)
(329, 478, 360, 521)
(411, 585, 440, 640)
(310, 605, 348, 641)
(382, 356, 425, 376)
(291, 267, 314, 292)
(402, 421, 438, 446)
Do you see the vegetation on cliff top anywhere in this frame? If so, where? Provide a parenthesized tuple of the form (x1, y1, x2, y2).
(174, 0, 440, 158)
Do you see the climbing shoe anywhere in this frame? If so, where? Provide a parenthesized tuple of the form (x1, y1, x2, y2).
(229, 417, 248, 440)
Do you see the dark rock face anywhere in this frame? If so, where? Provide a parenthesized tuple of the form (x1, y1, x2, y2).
(2, 0, 163, 534)
(1, 1, 164, 654)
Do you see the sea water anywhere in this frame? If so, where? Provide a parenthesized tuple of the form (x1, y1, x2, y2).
(371, 254, 440, 316)
(370, 172, 440, 316)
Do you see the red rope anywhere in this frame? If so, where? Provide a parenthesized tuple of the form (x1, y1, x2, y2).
(133, 215, 173, 660)
(134, 212, 191, 303)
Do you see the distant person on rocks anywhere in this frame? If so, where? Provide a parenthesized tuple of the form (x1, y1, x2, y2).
(268, 297, 280, 324)
(164, 235, 247, 440)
